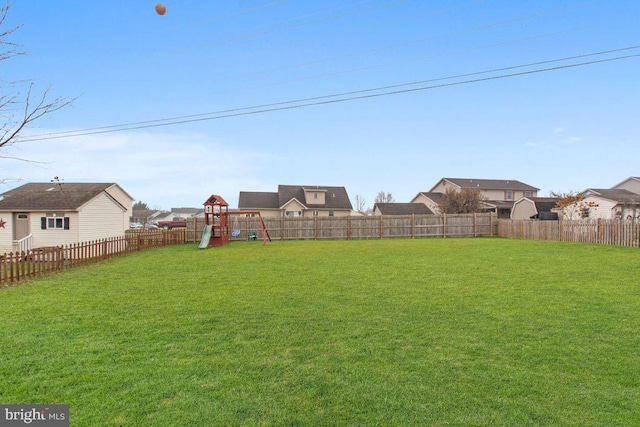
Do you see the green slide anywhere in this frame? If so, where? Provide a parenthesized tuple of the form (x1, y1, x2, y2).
(198, 224, 213, 249)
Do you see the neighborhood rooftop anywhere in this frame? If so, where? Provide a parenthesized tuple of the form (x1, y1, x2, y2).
(0, 183, 123, 211)
(432, 178, 540, 191)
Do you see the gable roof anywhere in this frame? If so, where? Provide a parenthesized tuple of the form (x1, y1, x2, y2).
(412, 192, 444, 204)
(0, 182, 124, 211)
(611, 176, 640, 190)
(238, 191, 280, 209)
(278, 185, 352, 210)
(584, 188, 640, 204)
(375, 203, 433, 215)
(431, 178, 539, 192)
(239, 185, 353, 210)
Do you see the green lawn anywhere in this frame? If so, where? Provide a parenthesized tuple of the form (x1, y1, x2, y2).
(1, 238, 639, 426)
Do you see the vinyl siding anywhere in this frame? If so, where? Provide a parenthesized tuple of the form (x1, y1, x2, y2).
(0, 216, 15, 253)
(31, 212, 81, 248)
(105, 184, 134, 230)
(78, 192, 127, 242)
(613, 179, 640, 195)
(432, 180, 537, 201)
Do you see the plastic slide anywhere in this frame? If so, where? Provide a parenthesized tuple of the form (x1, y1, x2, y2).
(198, 224, 213, 249)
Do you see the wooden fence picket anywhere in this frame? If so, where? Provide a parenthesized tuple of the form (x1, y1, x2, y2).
(0, 229, 187, 287)
(498, 219, 640, 248)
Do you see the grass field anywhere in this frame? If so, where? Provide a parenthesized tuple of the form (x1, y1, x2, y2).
(1, 238, 639, 426)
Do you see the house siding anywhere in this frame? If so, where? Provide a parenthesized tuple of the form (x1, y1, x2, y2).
(561, 196, 616, 220)
(0, 215, 15, 253)
(432, 179, 537, 201)
(78, 192, 127, 241)
(30, 211, 81, 248)
(105, 184, 133, 229)
(613, 179, 640, 195)
(585, 196, 617, 219)
(251, 209, 281, 218)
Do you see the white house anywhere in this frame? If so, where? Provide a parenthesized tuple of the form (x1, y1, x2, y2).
(612, 177, 640, 195)
(0, 182, 134, 253)
(573, 188, 640, 220)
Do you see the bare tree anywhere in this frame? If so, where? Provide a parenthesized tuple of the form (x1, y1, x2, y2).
(375, 191, 394, 204)
(437, 187, 487, 214)
(354, 194, 367, 212)
(1, 2, 73, 153)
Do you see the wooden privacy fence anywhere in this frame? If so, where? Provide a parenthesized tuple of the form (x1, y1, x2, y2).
(498, 219, 640, 248)
(186, 213, 497, 243)
(0, 229, 186, 287)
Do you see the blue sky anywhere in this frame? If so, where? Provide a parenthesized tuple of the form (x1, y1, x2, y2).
(2, 0, 638, 210)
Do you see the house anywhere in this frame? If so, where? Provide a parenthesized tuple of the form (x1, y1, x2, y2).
(131, 209, 165, 226)
(569, 188, 640, 220)
(373, 203, 433, 216)
(425, 178, 540, 218)
(511, 197, 560, 220)
(611, 177, 640, 195)
(0, 182, 134, 253)
(409, 192, 444, 214)
(238, 185, 353, 218)
(154, 207, 203, 223)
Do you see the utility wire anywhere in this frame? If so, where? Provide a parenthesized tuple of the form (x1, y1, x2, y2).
(18, 47, 639, 142)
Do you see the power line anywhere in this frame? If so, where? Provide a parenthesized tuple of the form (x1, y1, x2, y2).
(29, 45, 640, 138)
(18, 47, 640, 142)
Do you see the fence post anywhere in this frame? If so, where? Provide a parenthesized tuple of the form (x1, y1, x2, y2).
(411, 214, 415, 239)
(442, 214, 446, 238)
(314, 216, 318, 240)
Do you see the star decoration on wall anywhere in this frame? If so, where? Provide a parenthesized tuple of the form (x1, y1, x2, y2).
(0, 218, 5, 228)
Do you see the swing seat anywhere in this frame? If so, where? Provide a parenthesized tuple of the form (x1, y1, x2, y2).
(231, 229, 241, 237)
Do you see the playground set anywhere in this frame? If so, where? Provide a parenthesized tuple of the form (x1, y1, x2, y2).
(198, 194, 271, 249)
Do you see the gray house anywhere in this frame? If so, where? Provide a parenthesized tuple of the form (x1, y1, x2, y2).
(239, 185, 353, 218)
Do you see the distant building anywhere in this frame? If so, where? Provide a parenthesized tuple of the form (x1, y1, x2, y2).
(413, 177, 540, 218)
(238, 185, 353, 218)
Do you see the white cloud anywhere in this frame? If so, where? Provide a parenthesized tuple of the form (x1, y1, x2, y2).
(1, 129, 275, 209)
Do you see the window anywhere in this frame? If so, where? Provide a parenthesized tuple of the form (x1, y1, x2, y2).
(314, 192, 318, 199)
(313, 210, 319, 217)
(505, 191, 513, 200)
(524, 191, 532, 198)
(41, 215, 70, 230)
(328, 211, 334, 217)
